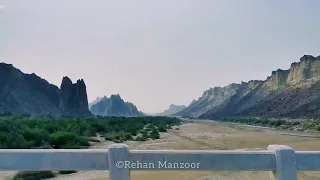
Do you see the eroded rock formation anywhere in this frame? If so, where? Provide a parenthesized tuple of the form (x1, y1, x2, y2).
(0, 63, 91, 117)
(59, 77, 91, 117)
(176, 55, 320, 119)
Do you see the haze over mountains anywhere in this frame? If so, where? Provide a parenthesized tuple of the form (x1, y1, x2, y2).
(0, 63, 143, 117)
(157, 104, 187, 116)
(174, 55, 320, 119)
(2, 54, 320, 119)
(89, 97, 104, 109)
(89, 95, 143, 117)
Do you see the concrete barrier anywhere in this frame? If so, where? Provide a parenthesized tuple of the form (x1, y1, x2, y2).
(0, 144, 318, 180)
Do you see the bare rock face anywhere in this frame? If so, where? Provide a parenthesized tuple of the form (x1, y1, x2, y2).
(264, 55, 320, 89)
(175, 81, 262, 117)
(59, 77, 91, 117)
(0, 63, 91, 117)
(180, 54, 320, 119)
(0, 63, 61, 116)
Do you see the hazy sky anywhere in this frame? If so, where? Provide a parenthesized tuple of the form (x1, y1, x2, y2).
(1, 0, 320, 113)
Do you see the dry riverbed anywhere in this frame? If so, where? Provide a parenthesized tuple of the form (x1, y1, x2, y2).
(3, 120, 320, 180)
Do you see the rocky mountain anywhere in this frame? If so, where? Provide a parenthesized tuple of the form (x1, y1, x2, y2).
(189, 99, 197, 106)
(58, 77, 91, 117)
(175, 55, 320, 119)
(0, 63, 91, 117)
(89, 96, 103, 108)
(90, 94, 143, 117)
(157, 104, 187, 116)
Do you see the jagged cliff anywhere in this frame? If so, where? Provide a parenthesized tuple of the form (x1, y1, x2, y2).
(58, 77, 91, 117)
(0, 63, 91, 117)
(175, 81, 262, 117)
(176, 55, 320, 119)
(157, 104, 187, 116)
(175, 84, 243, 117)
(90, 94, 143, 117)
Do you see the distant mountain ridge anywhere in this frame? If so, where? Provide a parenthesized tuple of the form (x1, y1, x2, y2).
(89, 96, 103, 108)
(90, 94, 143, 117)
(0, 63, 91, 117)
(175, 55, 320, 119)
(157, 104, 186, 116)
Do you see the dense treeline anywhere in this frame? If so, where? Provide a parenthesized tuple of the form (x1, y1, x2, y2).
(0, 116, 181, 149)
(216, 117, 288, 127)
(214, 117, 314, 130)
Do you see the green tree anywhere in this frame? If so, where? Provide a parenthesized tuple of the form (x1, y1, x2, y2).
(6, 132, 29, 149)
(49, 132, 89, 149)
(149, 128, 160, 139)
(158, 125, 167, 132)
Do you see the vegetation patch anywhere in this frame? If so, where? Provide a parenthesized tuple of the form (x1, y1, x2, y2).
(213, 117, 317, 131)
(12, 171, 55, 180)
(4, 116, 180, 179)
(86, 137, 101, 142)
(104, 131, 132, 142)
(58, 170, 77, 174)
(0, 116, 180, 149)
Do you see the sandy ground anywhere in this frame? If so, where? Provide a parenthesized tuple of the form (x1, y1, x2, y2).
(3, 120, 320, 180)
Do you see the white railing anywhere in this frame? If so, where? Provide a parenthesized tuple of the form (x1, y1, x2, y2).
(0, 144, 319, 180)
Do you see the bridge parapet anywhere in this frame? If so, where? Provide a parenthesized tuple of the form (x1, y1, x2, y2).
(0, 144, 318, 180)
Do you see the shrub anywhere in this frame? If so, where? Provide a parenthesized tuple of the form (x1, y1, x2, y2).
(90, 123, 106, 132)
(86, 137, 100, 142)
(158, 125, 167, 132)
(104, 132, 132, 142)
(135, 136, 147, 141)
(22, 128, 49, 147)
(149, 128, 160, 139)
(291, 121, 301, 126)
(268, 120, 276, 126)
(105, 132, 123, 141)
(130, 131, 137, 136)
(124, 133, 132, 140)
(49, 132, 89, 149)
(12, 171, 55, 180)
(274, 120, 285, 127)
(58, 170, 77, 174)
(6, 132, 30, 149)
(141, 130, 149, 139)
(145, 124, 152, 131)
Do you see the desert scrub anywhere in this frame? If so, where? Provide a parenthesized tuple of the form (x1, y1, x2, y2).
(12, 171, 55, 180)
(104, 131, 132, 142)
(86, 137, 101, 142)
(0, 116, 181, 149)
(58, 170, 77, 174)
(149, 128, 160, 139)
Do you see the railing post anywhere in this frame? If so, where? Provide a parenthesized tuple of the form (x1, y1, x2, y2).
(108, 144, 130, 180)
(268, 145, 297, 180)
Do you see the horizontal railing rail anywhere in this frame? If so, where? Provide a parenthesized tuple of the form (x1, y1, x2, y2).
(0, 144, 318, 180)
